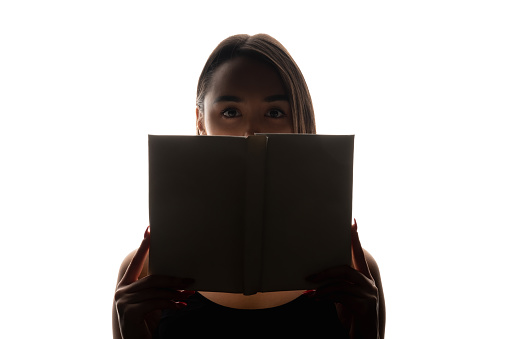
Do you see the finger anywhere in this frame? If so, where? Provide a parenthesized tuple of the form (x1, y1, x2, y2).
(314, 279, 377, 300)
(351, 219, 373, 280)
(119, 288, 194, 305)
(315, 289, 360, 304)
(307, 265, 373, 288)
(314, 280, 355, 299)
(124, 274, 195, 293)
(121, 226, 151, 284)
(123, 299, 186, 322)
(320, 293, 372, 314)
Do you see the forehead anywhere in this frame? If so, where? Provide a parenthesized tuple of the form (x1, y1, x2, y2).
(207, 57, 287, 98)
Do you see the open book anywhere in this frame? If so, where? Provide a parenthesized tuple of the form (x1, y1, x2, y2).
(148, 134, 354, 295)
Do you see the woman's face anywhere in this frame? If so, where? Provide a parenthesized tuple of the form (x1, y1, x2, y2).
(197, 57, 293, 136)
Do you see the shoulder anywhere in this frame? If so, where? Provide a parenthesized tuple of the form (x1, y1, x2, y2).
(362, 248, 386, 338)
(115, 248, 150, 284)
(363, 249, 382, 285)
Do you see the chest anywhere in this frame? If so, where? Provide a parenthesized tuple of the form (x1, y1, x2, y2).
(199, 290, 304, 309)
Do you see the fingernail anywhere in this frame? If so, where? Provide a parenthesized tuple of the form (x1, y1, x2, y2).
(302, 289, 316, 297)
(144, 226, 150, 238)
(353, 219, 358, 232)
(175, 301, 187, 309)
(179, 290, 196, 297)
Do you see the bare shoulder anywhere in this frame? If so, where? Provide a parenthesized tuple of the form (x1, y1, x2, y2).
(363, 249, 382, 284)
(115, 249, 150, 284)
(363, 248, 386, 339)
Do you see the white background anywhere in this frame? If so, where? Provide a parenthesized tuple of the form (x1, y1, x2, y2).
(1, 1, 508, 338)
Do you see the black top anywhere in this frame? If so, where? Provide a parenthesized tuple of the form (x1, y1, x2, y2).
(153, 292, 349, 338)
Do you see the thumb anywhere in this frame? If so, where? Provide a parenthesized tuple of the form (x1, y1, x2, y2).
(121, 226, 151, 284)
(351, 219, 373, 279)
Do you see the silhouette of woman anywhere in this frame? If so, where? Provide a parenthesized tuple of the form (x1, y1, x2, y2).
(113, 34, 385, 339)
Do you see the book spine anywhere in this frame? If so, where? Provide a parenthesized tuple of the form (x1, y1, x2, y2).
(242, 135, 267, 295)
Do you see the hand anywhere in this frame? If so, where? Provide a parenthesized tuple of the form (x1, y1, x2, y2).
(306, 220, 380, 338)
(114, 226, 195, 339)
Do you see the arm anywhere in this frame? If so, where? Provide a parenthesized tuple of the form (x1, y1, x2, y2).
(112, 249, 142, 339)
(307, 220, 385, 339)
(112, 227, 194, 339)
(364, 249, 386, 339)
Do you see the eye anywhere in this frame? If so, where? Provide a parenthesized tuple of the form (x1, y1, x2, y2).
(265, 109, 286, 119)
(221, 108, 241, 118)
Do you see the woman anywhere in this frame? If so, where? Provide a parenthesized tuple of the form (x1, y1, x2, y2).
(113, 34, 385, 338)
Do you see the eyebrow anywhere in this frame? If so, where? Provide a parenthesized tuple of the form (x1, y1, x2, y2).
(264, 94, 289, 102)
(213, 94, 289, 104)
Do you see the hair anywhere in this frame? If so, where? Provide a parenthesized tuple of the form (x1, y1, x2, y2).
(196, 34, 316, 134)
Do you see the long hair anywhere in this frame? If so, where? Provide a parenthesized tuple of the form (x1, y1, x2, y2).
(196, 34, 316, 134)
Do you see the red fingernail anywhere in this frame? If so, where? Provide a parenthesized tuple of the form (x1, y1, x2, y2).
(179, 290, 196, 297)
(175, 302, 187, 309)
(144, 226, 150, 238)
(302, 289, 316, 297)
